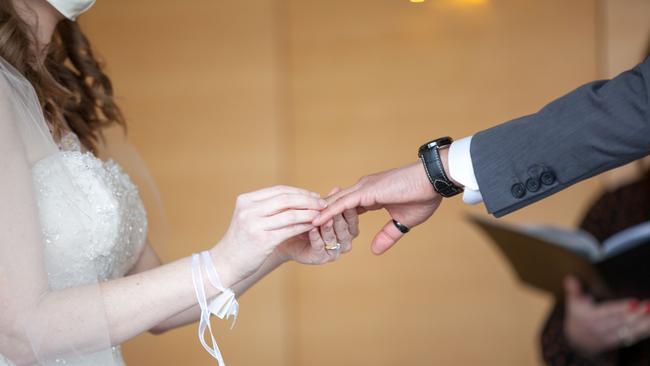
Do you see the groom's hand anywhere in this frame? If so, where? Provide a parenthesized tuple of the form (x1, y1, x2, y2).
(313, 158, 445, 255)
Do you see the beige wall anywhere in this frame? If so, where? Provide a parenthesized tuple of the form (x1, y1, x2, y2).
(80, 1, 641, 365)
(287, 1, 597, 365)
(601, 0, 650, 77)
(83, 1, 293, 365)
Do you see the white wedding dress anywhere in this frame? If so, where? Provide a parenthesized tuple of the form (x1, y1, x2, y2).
(0, 132, 148, 366)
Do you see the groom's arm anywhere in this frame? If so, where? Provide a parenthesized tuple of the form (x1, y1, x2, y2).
(455, 57, 650, 217)
(317, 58, 650, 253)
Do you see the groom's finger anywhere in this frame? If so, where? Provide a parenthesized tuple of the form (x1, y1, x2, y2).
(326, 187, 341, 197)
(370, 220, 404, 255)
(324, 183, 359, 204)
(313, 192, 361, 226)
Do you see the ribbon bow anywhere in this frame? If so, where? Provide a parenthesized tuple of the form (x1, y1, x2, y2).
(207, 288, 239, 328)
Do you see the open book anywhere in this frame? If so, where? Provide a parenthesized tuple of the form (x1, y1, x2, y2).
(468, 215, 650, 299)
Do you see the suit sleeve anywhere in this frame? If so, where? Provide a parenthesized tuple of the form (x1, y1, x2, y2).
(471, 58, 650, 217)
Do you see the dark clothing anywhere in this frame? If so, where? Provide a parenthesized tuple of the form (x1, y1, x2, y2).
(472, 57, 650, 218)
(541, 170, 650, 366)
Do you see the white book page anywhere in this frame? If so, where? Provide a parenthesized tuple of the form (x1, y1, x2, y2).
(602, 220, 650, 258)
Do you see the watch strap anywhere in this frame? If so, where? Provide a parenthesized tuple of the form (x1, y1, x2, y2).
(419, 138, 464, 198)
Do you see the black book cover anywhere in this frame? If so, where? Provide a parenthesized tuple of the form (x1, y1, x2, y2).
(469, 215, 650, 299)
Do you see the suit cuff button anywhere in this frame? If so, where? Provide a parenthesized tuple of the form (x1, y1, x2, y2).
(511, 183, 526, 199)
(541, 171, 556, 185)
(526, 178, 541, 192)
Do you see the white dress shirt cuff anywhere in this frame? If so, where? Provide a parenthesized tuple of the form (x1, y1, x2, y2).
(448, 136, 483, 205)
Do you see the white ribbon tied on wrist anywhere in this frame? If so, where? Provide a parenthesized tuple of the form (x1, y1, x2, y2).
(191, 251, 239, 365)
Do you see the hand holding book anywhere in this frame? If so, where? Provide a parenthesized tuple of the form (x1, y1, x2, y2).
(563, 276, 650, 355)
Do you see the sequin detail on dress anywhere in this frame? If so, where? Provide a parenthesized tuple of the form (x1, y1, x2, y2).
(0, 133, 147, 365)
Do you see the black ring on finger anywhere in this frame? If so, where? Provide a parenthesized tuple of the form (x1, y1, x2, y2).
(392, 219, 410, 234)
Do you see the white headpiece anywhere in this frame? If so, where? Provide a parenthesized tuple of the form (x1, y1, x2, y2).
(46, 0, 96, 20)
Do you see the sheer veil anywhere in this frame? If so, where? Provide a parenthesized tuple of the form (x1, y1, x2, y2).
(0, 56, 118, 365)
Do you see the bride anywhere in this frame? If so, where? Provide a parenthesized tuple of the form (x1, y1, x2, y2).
(0, 0, 359, 365)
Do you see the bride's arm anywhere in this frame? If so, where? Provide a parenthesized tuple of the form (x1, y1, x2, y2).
(132, 203, 359, 334)
(0, 112, 325, 365)
(127, 245, 288, 334)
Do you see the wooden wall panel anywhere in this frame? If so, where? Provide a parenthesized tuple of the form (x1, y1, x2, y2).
(287, 1, 598, 365)
(82, 1, 292, 365)
(602, 0, 650, 76)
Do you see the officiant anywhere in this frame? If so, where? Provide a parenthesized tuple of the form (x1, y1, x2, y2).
(540, 163, 650, 365)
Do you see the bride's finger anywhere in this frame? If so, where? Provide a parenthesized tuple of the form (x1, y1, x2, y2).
(308, 228, 326, 253)
(320, 221, 341, 260)
(274, 223, 315, 240)
(243, 185, 320, 202)
(264, 209, 321, 230)
(333, 214, 352, 253)
(343, 208, 359, 237)
(256, 194, 327, 216)
(320, 221, 337, 247)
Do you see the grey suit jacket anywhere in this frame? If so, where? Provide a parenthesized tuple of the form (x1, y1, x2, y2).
(471, 57, 650, 217)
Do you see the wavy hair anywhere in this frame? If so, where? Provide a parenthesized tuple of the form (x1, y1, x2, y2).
(0, 0, 124, 152)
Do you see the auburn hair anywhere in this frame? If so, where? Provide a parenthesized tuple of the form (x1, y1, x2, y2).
(0, 0, 124, 152)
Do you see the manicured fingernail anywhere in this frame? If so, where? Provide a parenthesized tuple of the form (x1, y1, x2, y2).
(319, 199, 328, 208)
(629, 300, 639, 311)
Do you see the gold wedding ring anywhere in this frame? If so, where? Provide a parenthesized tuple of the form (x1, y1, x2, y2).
(325, 242, 341, 251)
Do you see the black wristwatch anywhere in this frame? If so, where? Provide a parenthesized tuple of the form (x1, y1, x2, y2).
(418, 137, 464, 198)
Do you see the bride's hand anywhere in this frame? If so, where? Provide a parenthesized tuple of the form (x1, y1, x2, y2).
(276, 188, 359, 265)
(211, 185, 327, 283)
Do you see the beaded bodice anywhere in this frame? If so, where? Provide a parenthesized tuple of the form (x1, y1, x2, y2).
(32, 132, 148, 289)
